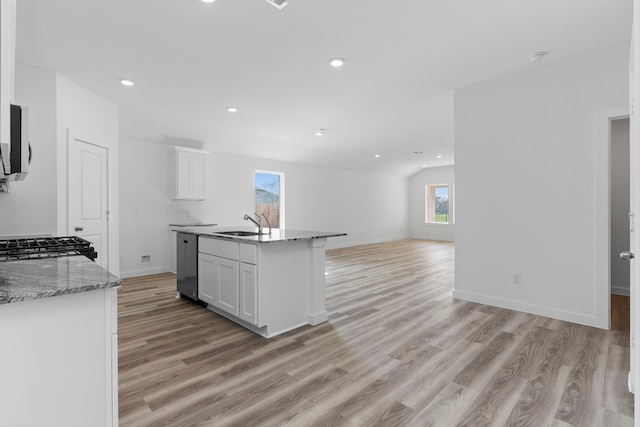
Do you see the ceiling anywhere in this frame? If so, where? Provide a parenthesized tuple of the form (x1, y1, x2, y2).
(15, 0, 633, 177)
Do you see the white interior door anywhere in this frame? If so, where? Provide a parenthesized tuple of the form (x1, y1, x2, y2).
(631, 0, 640, 409)
(68, 134, 109, 269)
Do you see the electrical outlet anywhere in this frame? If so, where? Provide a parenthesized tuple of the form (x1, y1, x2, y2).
(512, 273, 521, 284)
(141, 255, 151, 263)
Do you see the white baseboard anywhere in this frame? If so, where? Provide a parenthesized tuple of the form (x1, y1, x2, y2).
(411, 235, 455, 242)
(452, 289, 603, 329)
(611, 286, 630, 296)
(326, 236, 408, 250)
(119, 266, 171, 279)
(308, 311, 328, 325)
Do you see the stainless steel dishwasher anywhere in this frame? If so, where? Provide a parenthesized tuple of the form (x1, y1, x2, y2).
(176, 232, 198, 300)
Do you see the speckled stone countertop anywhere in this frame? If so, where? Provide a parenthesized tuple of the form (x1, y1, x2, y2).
(172, 226, 347, 243)
(0, 256, 121, 305)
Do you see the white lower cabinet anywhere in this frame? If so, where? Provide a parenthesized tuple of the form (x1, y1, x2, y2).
(0, 288, 118, 427)
(198, 252, 239, 317)
(239, 262, 258, 324)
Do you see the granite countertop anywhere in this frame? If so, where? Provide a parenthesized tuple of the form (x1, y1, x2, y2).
(173, 226, 347, 243)
(0, 256, 121, 305)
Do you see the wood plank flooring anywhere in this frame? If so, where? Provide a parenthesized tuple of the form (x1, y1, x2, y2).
(118, 240, 633, 426)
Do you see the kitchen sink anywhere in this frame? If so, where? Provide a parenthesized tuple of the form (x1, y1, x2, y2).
(214, 231, 264, 236)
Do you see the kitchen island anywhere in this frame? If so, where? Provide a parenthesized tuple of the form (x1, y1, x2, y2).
(0, 257, 121, 427)
(174, 226, 346, 338)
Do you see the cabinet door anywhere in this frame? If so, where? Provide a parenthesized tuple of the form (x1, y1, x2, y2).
(198, 253, 217, 305)
(216, 257, 239, 316)
(190, 153, 206, 200)
(198, 253, 239, 316)
(176, 151, 191, 199)
(173, 149, 208, 200)
(239, 262, 258, 325)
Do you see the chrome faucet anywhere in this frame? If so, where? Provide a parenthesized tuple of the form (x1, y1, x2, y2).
(260, 213, 271, 235)
(244, 214, 263, 234)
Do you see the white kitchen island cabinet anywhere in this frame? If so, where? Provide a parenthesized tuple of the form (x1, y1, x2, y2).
(198, 252, 240, 316)
(187, 227, 346, 338)
(239, 261, 258, 324)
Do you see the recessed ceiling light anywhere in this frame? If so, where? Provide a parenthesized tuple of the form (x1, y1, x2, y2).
(422, 165, 427, 168)
(201, 0, 215, 3)
(436, 155, 443, 159)
(374, 154, 381, 158)
(120, 79, 134, 87)
(528, 51, 550, 63)
(329, 57, 346, 67)
(315, 132, 324, 136)
(226, 106, 238, 113)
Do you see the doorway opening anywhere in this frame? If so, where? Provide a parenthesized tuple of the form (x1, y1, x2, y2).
(610, 117, 631, 332)
(595, 106, 630, 329)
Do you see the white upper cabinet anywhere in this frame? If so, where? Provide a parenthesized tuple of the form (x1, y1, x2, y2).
(170, 146, 209, 200)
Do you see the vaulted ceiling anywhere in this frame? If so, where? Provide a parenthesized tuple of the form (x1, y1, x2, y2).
(15, 0, 633, 176)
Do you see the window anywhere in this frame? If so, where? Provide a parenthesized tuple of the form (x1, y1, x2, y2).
(255, 170, 284, 229)
(425, 184, 452, 224)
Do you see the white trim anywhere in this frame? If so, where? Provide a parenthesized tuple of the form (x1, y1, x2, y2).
(171, 145, 209, 155)
(594, 106, 630, 330)
(424, 183, 454, 225)
(412, 236, 455, 243)
(120, 266, 171, 279)
(453, 289, 600, 328)
(326, 236, 409, 250)
(307, 311, 328, 325)
(67, 131, 111, 272)
(612, 286, 631, 296)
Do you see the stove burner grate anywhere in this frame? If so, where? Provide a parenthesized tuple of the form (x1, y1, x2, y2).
(0, 236, 98, 262)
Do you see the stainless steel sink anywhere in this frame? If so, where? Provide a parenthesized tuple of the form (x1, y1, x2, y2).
(214, 231, 264, 236)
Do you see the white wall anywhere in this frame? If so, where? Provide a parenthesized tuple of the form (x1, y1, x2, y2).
(56, 75, 120, 275)
(409, 166, 455, 241)
(454, 45, 629, 328)
(0, 63, 57, 237)
(0, 64, 120, 275)
(119, 134, 409, 277)
(611, 117, 630, 296)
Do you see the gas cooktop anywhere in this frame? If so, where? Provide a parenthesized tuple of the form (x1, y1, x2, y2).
(0, 236, 97, 262)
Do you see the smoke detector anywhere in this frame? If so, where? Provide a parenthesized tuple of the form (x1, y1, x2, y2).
(528, 51, 550, 63)
(265, 0, 290, 9)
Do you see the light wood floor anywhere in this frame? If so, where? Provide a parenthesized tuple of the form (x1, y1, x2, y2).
(118, 240, 633, 426)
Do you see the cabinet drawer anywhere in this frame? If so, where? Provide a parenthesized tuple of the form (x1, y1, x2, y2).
(199, 237, 239, 259)
(239, 243, 257, 264)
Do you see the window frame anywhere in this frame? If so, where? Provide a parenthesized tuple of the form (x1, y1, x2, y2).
(254, 170, 285, 229)
(424, 183, 454, 225)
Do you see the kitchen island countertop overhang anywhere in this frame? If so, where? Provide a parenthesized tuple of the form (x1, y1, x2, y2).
(171, 225, 346, 243)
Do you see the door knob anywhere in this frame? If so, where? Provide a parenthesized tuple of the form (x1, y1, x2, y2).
(620, 251, 635, 261)
(75, 226, 83, 232)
